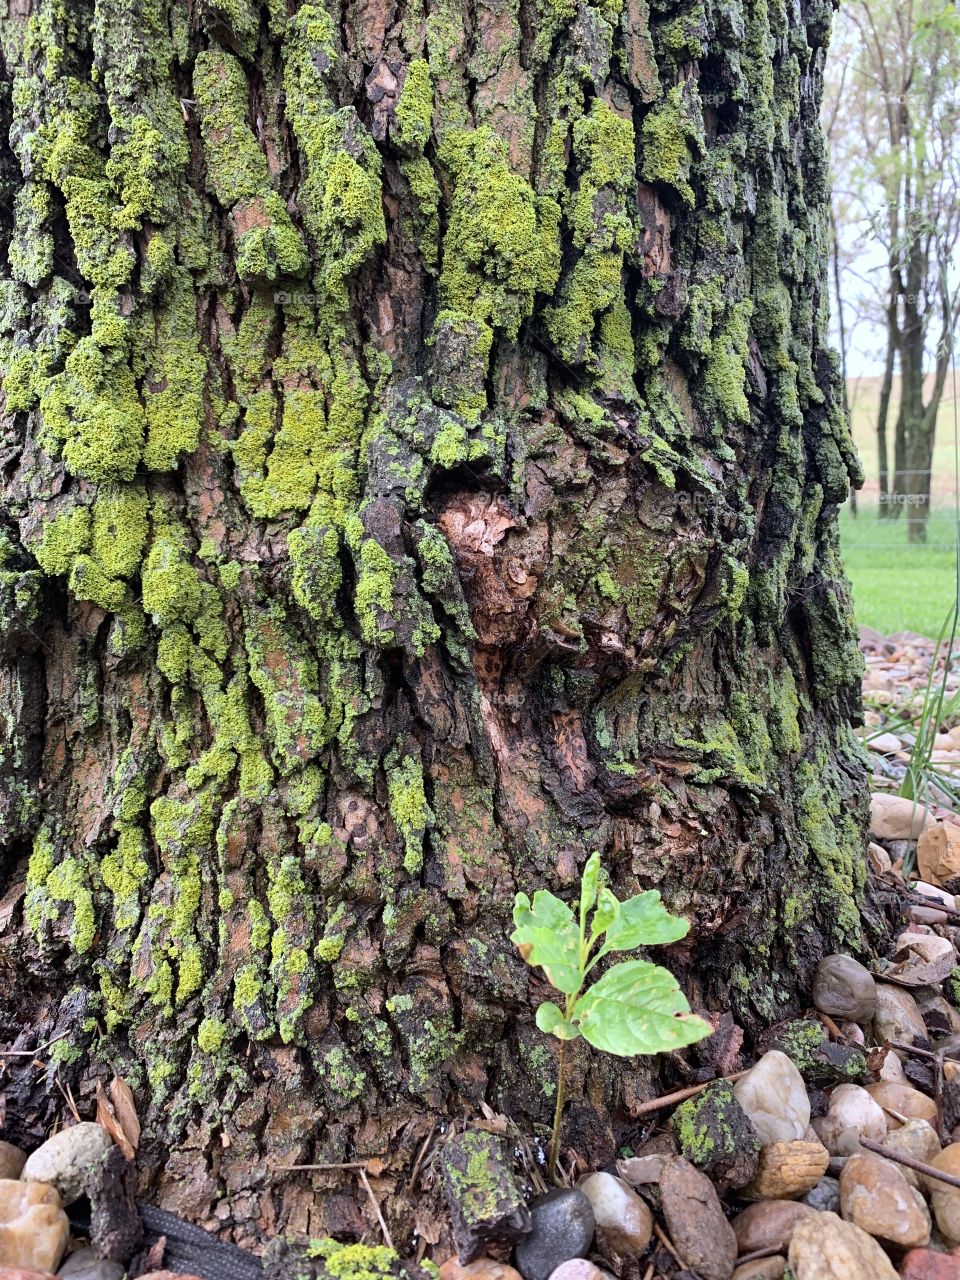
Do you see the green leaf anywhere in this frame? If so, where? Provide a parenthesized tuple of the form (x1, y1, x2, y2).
(511, 890, 582, 994)
(590, 886, 620, 938)
(573, 959, 713, 1056)
(579, 851, 602, 922)
(598, 890, 690, 955)
(536, 1001, 581, 1040)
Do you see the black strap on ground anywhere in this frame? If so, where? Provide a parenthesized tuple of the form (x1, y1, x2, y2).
(68, 1200, 264, 1280)
(138, 1204, 264, 1280)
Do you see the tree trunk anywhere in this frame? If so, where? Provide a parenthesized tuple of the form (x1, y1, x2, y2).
(0, 0, 869, 1250)
(876, 312, 896, 518)
(899, 294, 932, 543)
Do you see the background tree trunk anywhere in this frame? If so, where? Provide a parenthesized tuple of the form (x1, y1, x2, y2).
(0, 0, 869, 1250)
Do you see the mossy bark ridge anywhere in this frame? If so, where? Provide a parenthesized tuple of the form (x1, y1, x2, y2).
(0, 0, 867, 1245)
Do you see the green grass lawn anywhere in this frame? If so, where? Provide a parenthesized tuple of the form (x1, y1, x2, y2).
(835, 372, 959, 638)
(839, 506, 957, 639)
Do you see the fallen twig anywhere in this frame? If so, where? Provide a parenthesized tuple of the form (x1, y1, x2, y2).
(633, 1069, 749, 1116)
(0, 1032, 69, 1057)
(859, 1135, 960, 1188)
(279, 1160, 394, 1249)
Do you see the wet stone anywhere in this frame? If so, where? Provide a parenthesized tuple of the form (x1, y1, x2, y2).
(812, 956, 878, 1024)
(513, 1191, 595, 1280)
(578, 1173, 652, 1257)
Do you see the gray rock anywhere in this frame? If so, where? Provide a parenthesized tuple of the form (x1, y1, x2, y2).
(801, 1176, 840, 1213)
(812, 956, 877, 1023)
(513, 1190, 595, 1280)
(441, 1130, 531, 1264)
(21, 1122, 114, 1207)
(59, 1246, 126, 1280)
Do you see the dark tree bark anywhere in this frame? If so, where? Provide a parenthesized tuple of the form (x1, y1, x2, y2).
(0, 0, 868, 1250)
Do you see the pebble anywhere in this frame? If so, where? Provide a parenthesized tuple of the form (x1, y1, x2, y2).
(878, 1048, 908, 1083)
(801, 1176, 840, 1213)
(910, 883, 957, 926)
(731, 1200, 817, 1253)
(787, 1210, 898, 1279)
(440, 1261, 526, 1280)
(815, 1084, 887, 1155)
(744, 1140, 830, 1200)
(812, 956, 877, 1023)
(900, 1251, 960, 1279)
(922, 1143, 960, 1244)
(21, 1124, 113, 1208)
(545, 1263, 611, 1280)
(873, 985, 929, 1048)
(0, 1150, 24, 1184)
(869, 794, 931, 840)
(918, 822, 960, 885)
(876, 1119, 941, 1188)
(733, 1051, 810, 1146)
(0, 1182, 69, 1274)
(732, 1262, 785, 1280)
(838, 1150, 930, 1247)
(513, 1190, 595, 1280)
(659, 1157, 737, 1280)
(868, 842, 893, 874)
(866, 1081, 939, 1126)
(616, 1155, 663, 1186)
(57, 1250, 126, 1280)
(577, 1173, 651, 1257)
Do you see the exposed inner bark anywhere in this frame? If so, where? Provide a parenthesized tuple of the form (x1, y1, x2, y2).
(0, 0, 869, 1250)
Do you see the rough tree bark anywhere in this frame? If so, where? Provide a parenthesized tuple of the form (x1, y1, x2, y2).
(0, 0, 869, 1251)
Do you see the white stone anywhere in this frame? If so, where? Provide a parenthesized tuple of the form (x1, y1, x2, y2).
(21, 1122, 113, 1207)
(578, 1172, 652, 1256)
(733, 1051, 810, 1147)
(815, 1084, 887, 1156)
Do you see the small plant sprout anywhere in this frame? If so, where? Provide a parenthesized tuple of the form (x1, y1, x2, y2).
(512, 851, 712, 1180)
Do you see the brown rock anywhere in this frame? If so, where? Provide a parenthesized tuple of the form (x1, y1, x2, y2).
(838, 1150, 930, 1247)
(136, 1273, 204, 1280)
(441, 1262, 526, 1280)
(0, 1271, 58, 1280)
(0, 1149, 24, 1184)
(923, 1143, 960, 1243)
(659, 1156, 737, 1280)
(0, 1182, 69, 1274)
(870, 794, 931, 840)
(874, 985, 929, 1047)
(900, 1250, 960, 1279)
(731, 1200, 817, 1253)
(732, 1262, 785, 1280)
(743, 1140, 830, 1200)
(788, 1210, 898, 1278)
(877, 1119, 941, 1188)
(867, 1081, 939, 1126)
(918, 823, 960, 886)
